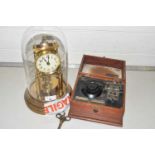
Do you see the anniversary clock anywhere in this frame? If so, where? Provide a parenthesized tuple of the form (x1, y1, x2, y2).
(22, 27, 71, 115)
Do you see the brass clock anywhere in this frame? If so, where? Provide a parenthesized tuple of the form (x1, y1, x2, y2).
(22, 27, 71, 115)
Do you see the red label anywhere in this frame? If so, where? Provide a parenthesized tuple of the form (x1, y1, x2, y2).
(44, 94, 70, 114)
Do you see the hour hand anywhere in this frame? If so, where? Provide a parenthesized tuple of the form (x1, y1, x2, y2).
(43, 57, 48, 63)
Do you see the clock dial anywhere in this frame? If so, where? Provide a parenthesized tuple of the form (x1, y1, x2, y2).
(36, 53, 60, 74)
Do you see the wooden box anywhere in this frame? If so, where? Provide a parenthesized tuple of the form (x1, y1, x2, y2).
(69, 55, 126, 126)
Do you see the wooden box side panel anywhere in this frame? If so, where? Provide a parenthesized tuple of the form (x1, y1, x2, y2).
(69, 100, 123, 126)
(70, 100, 124, 118)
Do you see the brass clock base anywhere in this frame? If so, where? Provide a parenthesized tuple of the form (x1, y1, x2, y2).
(24, 84, 72, 115)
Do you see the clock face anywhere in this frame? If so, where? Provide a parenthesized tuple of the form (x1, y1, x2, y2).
(36, 53, 60, 74)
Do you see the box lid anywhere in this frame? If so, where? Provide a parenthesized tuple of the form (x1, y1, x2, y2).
(79, 55, 126, 81)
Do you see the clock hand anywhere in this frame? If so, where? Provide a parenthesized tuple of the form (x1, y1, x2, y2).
(47, 55, 50, 65)
(43, 57, 48, 63)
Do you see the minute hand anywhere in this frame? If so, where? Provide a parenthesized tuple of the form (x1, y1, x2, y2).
(47, 56, 50, 65)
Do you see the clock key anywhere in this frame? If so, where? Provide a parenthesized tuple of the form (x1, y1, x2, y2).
(56, 112, 71, 129)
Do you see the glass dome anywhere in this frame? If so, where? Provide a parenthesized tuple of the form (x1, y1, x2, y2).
(22, 27, 70, 115)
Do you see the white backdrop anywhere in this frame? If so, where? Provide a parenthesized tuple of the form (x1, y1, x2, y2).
(0, 26, 155, 66)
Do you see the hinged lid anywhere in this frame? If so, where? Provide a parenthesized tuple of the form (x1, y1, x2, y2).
(79, 55, 126, 81)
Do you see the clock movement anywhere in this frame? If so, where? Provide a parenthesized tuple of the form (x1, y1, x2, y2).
(22, 27, 71, 115)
